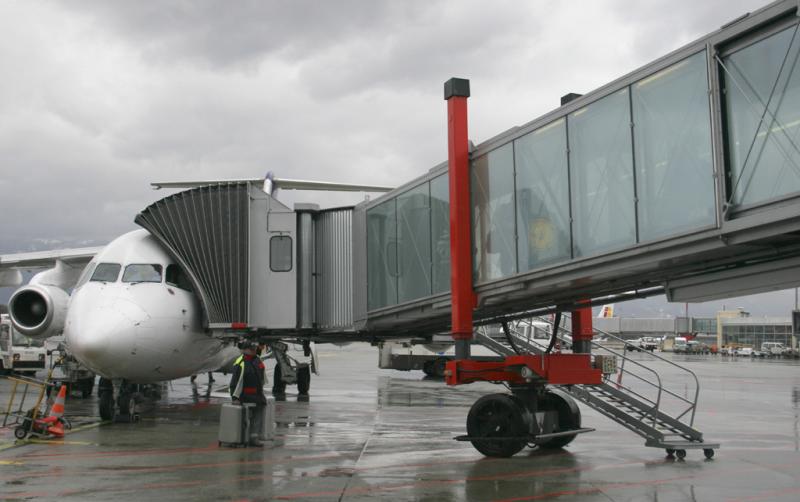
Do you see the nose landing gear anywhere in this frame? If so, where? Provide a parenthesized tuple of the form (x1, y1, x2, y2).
(98, 378, 142, 422)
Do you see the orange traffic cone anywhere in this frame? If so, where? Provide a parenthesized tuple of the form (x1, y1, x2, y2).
(45, 385, 67, 437)
(49, 385, 67, 419)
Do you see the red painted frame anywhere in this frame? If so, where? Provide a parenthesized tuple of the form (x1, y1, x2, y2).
(445, 353, 602, 386)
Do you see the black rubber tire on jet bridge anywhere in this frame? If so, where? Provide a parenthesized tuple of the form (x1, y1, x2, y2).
(272, 364, 287, 396)
(466, 393, 527, 458)
(536, 389, 581, 449)
(297, 366, 311, 395)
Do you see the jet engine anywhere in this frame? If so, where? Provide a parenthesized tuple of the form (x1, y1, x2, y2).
(8, 284, 70, 339)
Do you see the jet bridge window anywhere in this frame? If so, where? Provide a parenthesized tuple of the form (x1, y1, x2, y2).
(90, 263, 121, 283)
(270, 236, 293, 272)
(166, 264, 193, 292)
(122, 264, 163, 283)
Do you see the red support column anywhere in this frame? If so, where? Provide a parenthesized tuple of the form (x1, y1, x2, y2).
(571, 300, 594, 354)
(445, 78, 474, 359)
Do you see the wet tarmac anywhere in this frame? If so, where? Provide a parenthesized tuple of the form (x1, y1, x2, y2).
(1, 345, 800, 501)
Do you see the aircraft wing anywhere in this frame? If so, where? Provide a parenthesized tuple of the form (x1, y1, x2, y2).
(151, 177, 393, 192)
(0, 247, 103, 288)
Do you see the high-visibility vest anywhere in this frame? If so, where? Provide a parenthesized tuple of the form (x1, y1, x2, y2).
(231, 355, 245, 399)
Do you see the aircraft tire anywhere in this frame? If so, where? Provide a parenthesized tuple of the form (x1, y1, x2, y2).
(99, 391, 114, 421)
(80, 378, 94, 398)
(297, 366, 310, 395)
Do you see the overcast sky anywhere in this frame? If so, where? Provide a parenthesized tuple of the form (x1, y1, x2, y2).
(3, 0, 795, 316)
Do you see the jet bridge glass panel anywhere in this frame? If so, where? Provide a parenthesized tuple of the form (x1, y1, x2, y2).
(723, 24, 800, 208)
(473, 143, 517, 282)
(514, 118, 571, 272)
(397, 183, 432, 303)
(569, 88, 636, 258)
(633, 51, 715, 240)
(367, 199, 398, 310)
(430, 173, 451, 294)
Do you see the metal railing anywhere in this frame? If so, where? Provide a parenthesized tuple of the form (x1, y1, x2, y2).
(507, 316, 701, 429)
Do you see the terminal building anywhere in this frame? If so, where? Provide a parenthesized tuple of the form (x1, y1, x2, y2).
(593, 309, 797, 350)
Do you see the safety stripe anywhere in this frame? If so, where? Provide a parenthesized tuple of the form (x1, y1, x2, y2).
(231, 356, 245, 399)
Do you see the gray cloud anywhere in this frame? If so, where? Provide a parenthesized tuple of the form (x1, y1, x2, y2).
(2, 0, 785, 312)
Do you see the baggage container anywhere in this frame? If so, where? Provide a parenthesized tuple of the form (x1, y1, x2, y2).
(264, 396, 276, 440)
(218, 403, 251, 447)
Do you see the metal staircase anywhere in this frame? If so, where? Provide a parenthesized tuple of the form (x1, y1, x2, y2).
(473, 318, 719, 457)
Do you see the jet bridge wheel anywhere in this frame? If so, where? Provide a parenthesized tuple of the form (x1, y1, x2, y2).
(536, 389, 581, 449)
(466, 393, 528, 458)
(297, 365, 311, 395)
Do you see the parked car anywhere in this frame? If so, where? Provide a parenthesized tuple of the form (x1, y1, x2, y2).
(736, 347, 754, 357)
(761, 342, 786, 356)
(640, 337, 659, 351)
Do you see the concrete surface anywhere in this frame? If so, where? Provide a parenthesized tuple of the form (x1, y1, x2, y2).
(1, 345, 799, 501)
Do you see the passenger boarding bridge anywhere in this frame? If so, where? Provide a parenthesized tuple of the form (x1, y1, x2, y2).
(139, 0, 800, 338)
(134, 1, 800, 458)
(361, 1, 800, 335)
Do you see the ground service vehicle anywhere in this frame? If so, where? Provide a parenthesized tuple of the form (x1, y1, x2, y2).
(0, 314, 46, 375)
(761, 342, 786, 356)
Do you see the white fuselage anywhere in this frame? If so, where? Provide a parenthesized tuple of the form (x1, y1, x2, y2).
(64, 230, 238, 383)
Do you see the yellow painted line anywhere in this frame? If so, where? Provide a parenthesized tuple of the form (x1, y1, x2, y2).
(0, 420, 107, 452)
(25, 438, 96, 446)
(67, 421, 108, 434)
(0, 459, 24, 465)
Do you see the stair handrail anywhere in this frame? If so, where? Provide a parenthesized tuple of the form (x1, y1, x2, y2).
(532, 315, 701, 427)
(511, 318, 666, 426)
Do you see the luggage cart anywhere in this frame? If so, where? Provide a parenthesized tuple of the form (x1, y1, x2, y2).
(1, 363, 71, 440)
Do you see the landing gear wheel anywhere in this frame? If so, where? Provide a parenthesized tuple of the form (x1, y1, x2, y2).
(118, 394, 135, 418)
(14, 426, 28, 440)
(665, 448, 676, 458)
(272, 364, 287, 396)
(297, 366, 311, 395)
(80, 377, 94, 398)
(99, 391, 114, 421)
(537, 389, 581, 449)
(422, 360, 434, 377)
(676, 449, 687, 459)
(466, 393, 527, 458)
(703, 448, 715, 459)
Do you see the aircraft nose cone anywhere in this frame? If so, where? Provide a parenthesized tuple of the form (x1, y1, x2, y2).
(66, 301, 149, 376)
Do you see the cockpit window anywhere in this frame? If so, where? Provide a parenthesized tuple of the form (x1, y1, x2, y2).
(166, 264, 193, 292)
(90, 263, 121, 283)
(122, 264, 163, 283)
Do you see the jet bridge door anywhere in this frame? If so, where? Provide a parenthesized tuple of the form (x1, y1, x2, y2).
(250, 209, 297, 330)
(245, 191, 296, 330)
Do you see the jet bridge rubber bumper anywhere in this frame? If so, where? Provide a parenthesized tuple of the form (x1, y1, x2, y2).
(445, 354, 602, 386)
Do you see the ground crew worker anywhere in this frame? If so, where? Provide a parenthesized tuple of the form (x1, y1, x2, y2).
(229, 341, 267, 446)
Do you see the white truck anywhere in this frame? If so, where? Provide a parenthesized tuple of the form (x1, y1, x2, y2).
(0, 314, 46, 375)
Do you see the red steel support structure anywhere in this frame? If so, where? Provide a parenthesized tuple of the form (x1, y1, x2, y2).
(571, 301, 594, 354)
(445, 77, 474, 360)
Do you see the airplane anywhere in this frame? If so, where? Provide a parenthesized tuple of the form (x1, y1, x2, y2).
(0, 174, 392, 421)
(597, 304, 615, 318)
